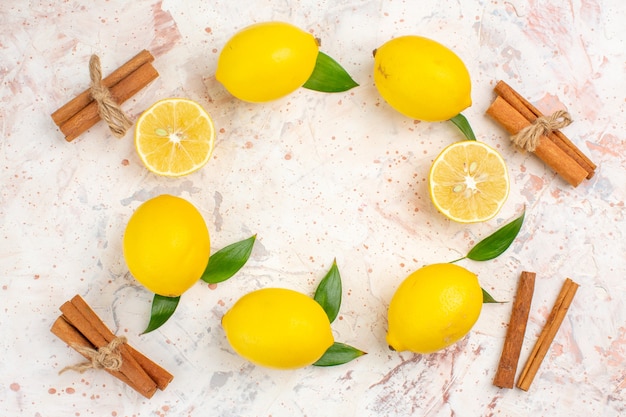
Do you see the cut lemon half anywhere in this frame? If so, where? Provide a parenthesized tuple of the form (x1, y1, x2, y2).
(135, 98, 215, 177)
(428, 141, 509, 223)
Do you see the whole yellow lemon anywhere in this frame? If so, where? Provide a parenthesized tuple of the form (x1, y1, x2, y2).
(123, 195, 210, 297)
(373, 35, 471, 122)
(386, 263, 482, 353)
(216, 21, 319, 102)
(222, 288, 334, 369)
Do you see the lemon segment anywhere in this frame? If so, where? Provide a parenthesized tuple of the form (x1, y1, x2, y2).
(386, 263, 483, 354)
(135, 98, 215, 177)
(222, 288, 334, 369)
(429, 141, 510, 223)
(216, 21, 319, 102)
(123, 195, 210, 297)
(373, 35, 471, 122)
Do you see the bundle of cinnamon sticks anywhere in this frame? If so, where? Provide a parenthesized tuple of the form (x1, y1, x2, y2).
(486, 80, 596, 187)
(51, 295, 173, 398)
(493, 272, 579, 391)
(51, 50, 159, 142)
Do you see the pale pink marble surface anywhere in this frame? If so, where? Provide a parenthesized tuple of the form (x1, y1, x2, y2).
(1, 0, 625, 416)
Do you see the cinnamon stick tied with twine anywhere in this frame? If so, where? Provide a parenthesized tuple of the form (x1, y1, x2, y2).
(486, 80, 595, 187)
(51, 50, 159, 142)
(516, 278, 579, 391)
(51, 294, 173, 398)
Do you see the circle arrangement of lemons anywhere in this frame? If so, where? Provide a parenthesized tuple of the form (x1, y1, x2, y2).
(386, 263, 483, 354)
(429, 141, 510, 223)
(216, 21, 319, 102)
(123, 194, 210, 297)
(116, 23, 515, 365)
(222, 288, 334, 369)
(373, 35, 472, 122)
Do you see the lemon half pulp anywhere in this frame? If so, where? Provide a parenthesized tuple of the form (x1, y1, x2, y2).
(429, 141, 509, 223)
(134, 98, 215, 177)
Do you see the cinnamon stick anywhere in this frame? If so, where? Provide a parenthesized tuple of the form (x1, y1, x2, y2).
(493, 81, 596, 178)
(70, 295, 173, 390)
(486, 96, 589, 187)
(493, 271, 536, 388)
(516, 278, 579, 391)
(51, 50, 154, 126)
(51, 316, 144, 394)
(58, 62, 159, 142)
(486, 80, 595, 187)
(59, 300, 158, 398)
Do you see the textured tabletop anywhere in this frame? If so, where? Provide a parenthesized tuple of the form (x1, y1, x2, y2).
(1, 0, 625, 416)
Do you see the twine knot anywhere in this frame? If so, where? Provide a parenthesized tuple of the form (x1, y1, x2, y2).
(89, 55, 132, 138)
(60, 336, 127, 374)
(510, 110, 572, 152)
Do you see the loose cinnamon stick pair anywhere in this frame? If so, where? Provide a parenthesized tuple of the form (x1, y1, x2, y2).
(51, 50, 159, 142)
(493, 272, 579, 391)
(486, 80, 596, 187)
(51, 294, 173, 398)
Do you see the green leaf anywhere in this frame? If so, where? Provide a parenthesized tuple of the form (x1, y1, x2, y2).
(313, 259, 342, 323)
(142, 294, 180, 334)
(312, 342, 367, 366)
(302, 51, 359, 93)
(482, 288, 504, 303)
(450, 113, 476, 141)
(466, 211, 525, 261)
(201, 235, 256, 284)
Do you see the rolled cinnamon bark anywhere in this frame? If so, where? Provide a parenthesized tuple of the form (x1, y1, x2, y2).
(486, 96, 589, 187)
(493, 80, 595, 178)
(51, 49, 154, 126)
(58, 62, 159, 141)
(493, 271, 536, 389)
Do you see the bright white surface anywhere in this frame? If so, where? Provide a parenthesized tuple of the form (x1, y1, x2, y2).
(1, 0, 625, 416)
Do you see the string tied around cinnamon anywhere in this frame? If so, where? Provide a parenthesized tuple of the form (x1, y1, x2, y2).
(89, 55, 133, 138)
(60, 336, 127, 374)
(510, 110, 572, 152)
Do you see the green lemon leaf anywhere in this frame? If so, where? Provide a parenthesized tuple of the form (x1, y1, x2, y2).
(466, 211, 525, 261)
(482, 288, 504, 303)
(450, 113, 476, 141)
(201, 235, 256, 284)
(313, 259, 342, 323)
(312, 342, 367, 366)
(142, 294, 180, 334)
(302, 51, 359, 93)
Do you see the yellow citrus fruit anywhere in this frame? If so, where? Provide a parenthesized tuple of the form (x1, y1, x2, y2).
(123, 195, 210, 297)
(429, 140, 510, 223)
(373, 35, 471, 122)
(222, 288, 334, 369)
(134, 98, 215, 177)
(216, 21, 319, 102)
(386, 263, 483, 354)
